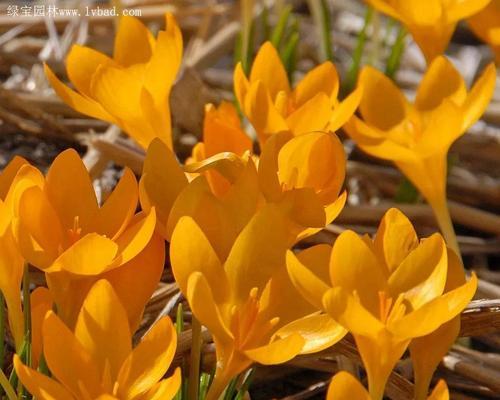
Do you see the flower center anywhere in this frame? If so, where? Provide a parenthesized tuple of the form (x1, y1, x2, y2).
(67, 215, 82, 245)
(378, 291, 394, 324)
(230, 287, 279, 350)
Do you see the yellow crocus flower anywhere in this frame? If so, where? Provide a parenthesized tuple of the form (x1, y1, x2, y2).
(15, 280, 180, 400)
(468, 0, 500, 63)
(13, 149, 164, 329)
(287, 208, 477, 400)
(45, 14, 182, 149)
(170, 207, 346, 400)
(345, 58, 496, 255)
(366, 0, 492, 62)
(234, 42, 362, 146)
(0, 156, 42, 350)
(326, 371, 450, 400)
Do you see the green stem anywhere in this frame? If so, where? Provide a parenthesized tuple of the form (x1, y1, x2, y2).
(385, 25, 407, 79)
(187, 317, 202, 400)
(345, 7, 374, 94)
(240, 0, 254, 74)
(0, 369, 16, 400)
(307, 0, 333, 62)
(22, 264, 31, 368)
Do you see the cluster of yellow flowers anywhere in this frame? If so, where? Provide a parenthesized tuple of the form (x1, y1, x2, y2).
(0, 1, 498, 399)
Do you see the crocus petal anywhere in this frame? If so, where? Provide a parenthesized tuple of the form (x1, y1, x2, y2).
(286, 246, 332, 310)
(428, 380, 449, 400)
(139, 88, 171, 149)
(45, 148, 99, 232)
(143, 368, 182, 400)
(390, 273, 478, 339)
(3, 164, 44, 216)
(283, 188, 326, 228)
(66, 45, 116, 96)
(170, 216, 229, 304)
(43, 311, 100, 397)
(113, 208, 157, 266)
(410, 317, 459, 400)
(0, 228, 24, 349)
(244, 333, 305, 365)
(90, 64, 144, 123)
(388, 233, 448, 310)
(186, 272, 233, 344)
(461, 63, 496, 131)
(328, 85, 363, 132)
(358, 66, 408, 130)
(44, 64, 116, 123)
(139, 138, 187, 238)
(74, 279, 132, 381)
(48, 233, 118, 275)
(415, 56, 467, 111)
(217, 158, 261, 239)
(416, 101, 465, 156)
(233, 62, 250, 109)
(166, 176, 235, 259)
(244, 80, 288, 144)
(326, 371, 370, 400)
(374, 208, 419, 274)
(203, 102, 252, 157)
(258, 265, 316, 329)
(330, 230, 387, 315)
(297, 194, 346, 243)
(103, 233, 165, 332)
(344, 116, 418, 162)
(286, 93, 332, 135)
(249, 41, 290, 99)
(293, 62, 339, 106)
(15, 186, 64, 269)
(97, 167, 138, 240)
(0, 155, 27, 200)
(275, 313, 346, 354)
(30, 287, 52, 368)
(447, 0, 492, 21)
(258, 131, 293, 201)
(277, 131, 345, 201)
(117, 317, 177, 399)
(323, 287, 385, 338)
(224, 204, 290, 304)
(14, 355, 76, 400)
(114, 16, 155, 66)
(144, 15, 182, 105)
(364, 0, 401, 21)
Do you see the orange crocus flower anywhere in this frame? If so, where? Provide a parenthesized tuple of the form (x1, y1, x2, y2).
(45, 14, 182, 149)
(13, 149, 164, 329)
(15, 280, 180, 400)
(287, 208, 477, 400)
(366, 0, 492, 62)
(186, 102, 253, 196)
(234, 42, 362, 146)
(345, 58, 496, 255)
(170, 207, 346, 400)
